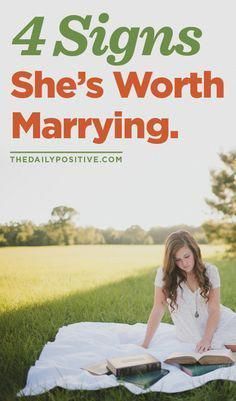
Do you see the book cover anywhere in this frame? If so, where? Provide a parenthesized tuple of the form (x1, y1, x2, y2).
(107, 354, 160, 377)
(180, 363, 233, 377)
(118, 368, 169, 389)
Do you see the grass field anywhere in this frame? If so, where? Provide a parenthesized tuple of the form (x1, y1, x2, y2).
(0, 245, 235, 401)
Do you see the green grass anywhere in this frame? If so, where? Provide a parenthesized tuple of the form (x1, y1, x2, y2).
(0, 244, 235, 401)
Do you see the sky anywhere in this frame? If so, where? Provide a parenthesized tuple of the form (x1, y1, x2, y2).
(1, 1, 235, 229)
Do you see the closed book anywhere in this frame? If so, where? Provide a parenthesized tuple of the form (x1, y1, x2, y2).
(118, 369, 169, 389)
(107, 353, 160, 377)
(180, 363, 233, 376)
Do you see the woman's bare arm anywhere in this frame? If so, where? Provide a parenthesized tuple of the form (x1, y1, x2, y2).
(195, 287, 220, 352)
(141, 286, 167, 348)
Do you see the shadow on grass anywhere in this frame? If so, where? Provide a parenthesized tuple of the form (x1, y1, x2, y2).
(1, 265, 235, 401)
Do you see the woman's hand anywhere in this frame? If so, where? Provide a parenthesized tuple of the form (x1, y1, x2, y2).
(195, 338, 212, 353)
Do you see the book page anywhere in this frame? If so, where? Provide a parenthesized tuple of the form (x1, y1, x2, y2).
(199, 349, 234, 363)
(83, 362, 108, 375)
(166, 352, 199, 360)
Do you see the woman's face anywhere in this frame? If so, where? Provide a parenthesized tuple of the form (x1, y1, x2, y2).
(174, 245, 195, 274)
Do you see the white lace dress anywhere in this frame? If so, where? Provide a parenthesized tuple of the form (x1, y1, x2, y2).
(154, 263, 236, 348)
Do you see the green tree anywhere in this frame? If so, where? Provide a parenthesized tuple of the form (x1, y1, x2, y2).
(51, 206, 78, 223)
(121, 225, 153, 244)
(49, 206, 79, 245)
(204, 151, 236, 253)
(148, 225, 206, 244)
(101, 228, 122, 244)
(0, 233, 7, 246)
(15, 221, 35, 245)
(76, 227, 105, 244)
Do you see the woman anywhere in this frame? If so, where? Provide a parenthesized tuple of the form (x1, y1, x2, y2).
(141, 230, 236, 352)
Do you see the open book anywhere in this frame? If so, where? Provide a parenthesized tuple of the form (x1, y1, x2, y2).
(164, 349, 235, 365)
(82, 361, 109, 375)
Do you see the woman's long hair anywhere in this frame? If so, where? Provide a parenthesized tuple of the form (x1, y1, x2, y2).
(162, 230, 211, 312)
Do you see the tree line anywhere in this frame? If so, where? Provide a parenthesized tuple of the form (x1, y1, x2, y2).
(0, 206, 206, 246)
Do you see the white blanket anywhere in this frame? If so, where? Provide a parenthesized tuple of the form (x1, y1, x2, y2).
(18, 322, 236, 396)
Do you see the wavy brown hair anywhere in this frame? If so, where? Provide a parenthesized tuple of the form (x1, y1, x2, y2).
(162, 230, 211, 312)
